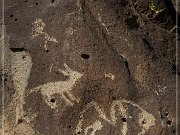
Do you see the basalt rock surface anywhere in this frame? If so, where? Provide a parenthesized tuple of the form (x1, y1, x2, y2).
(0, 0, 179, 135)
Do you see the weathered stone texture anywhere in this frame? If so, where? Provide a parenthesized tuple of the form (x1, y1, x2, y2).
(0, 0, 179, 135)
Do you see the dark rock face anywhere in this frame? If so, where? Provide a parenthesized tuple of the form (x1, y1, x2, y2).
(0, 0, 179, 135)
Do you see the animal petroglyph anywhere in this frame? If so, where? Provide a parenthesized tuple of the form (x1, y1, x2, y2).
(84, 120, 103, 135)
(30, 63, 83, 109)
(32, 18, 58, 50)
(76, 100, 155, 135)
(111, 101, 128, 135)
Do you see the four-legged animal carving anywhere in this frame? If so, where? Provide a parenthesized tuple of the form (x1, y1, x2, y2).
(30, 63, 83, 108)
(76, 100, 155, 135)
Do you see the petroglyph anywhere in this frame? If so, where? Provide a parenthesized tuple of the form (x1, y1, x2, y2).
(138, 111, 156, 135)
(0, 51, 33, 135)
(121, 100, 155, 135)
(11, 51, 33, 122)
(49, 64, 53, 72)
(76, 100, 155, 135)
(111, 101, 128, 135)
(65, 27, 76, 36)
(157, 85, 167, 95)
(30, 63, 83, 109)
(84, 120, 103, 135)
(153, 85, 167, 96)
(96, 13, 131, 46)
(76, 101, 109, 134)
(76, 0, 82, 12)
(97, 13, 110, 35)
(105, 73, 115, 80)
(32, 18, 58, 50)
(14, 123, 36, 135)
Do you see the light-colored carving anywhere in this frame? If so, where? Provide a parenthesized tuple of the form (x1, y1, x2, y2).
(14, 123, 36, 135)
(32, 18, 58, 50)
(76, 101, 109, 134)
(138, 111, 156, 135)
(155, 85, 167, 95)
(49, 64, 53, 72)
(76, 0, 82, 12)
(30, 63, 83, 109)
(11, 51, 33, 123)
(65, 27, 76, 36)
(84, 120, 103, 135)
(111, 101, 128, 135)
(97, 13, 110, 35)
(76, 100, 155, 135)
(105, 73, 115, 80)
(97, 13, 131, 46)
(0, 51, 33, 134)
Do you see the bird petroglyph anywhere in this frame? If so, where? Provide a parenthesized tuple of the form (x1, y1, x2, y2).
(32, 18, 58, 50)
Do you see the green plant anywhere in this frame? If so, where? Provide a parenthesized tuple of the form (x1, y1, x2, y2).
(149, 0, 165, 14)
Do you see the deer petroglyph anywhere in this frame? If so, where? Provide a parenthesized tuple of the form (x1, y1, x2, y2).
(30, 63, 83, 109)
(76, 100, 155, 135)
